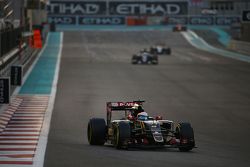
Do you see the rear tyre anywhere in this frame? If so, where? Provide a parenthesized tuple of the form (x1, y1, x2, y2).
(150, 48, 157, 54)
(152, 56, 158, 65)
(114, 121, 131, 149)
(166, 48, 171, 55)
(132, 55, 138, 64)
(176, 122, 195, 152)
(87, 118, 106, 145)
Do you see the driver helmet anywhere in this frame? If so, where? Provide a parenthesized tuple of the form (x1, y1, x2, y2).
(155, 115, 163, 120)
(137, 112, 148, 121)
(132, 103, 144, 116)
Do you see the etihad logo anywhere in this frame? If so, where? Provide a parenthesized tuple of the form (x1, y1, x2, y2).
(79, 17, 124, 25)
(112, 4, 182, 15)
(49, 3, 103, 14)
(48, 1, 188, 16)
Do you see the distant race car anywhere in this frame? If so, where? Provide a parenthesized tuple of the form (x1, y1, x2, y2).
(131, 51, 158, 65)
(150, 45, 171, 55)
(173, 24, 187, 32)
(87, 101, 196, 151)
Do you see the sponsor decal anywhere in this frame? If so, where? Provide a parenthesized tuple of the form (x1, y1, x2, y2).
(79, 17, 125, 25)
(109, 1, 188, 16)
(167, 16, 188, 24)
(201, 9, 217, 15)
(216, 16, 240, 25)
(49, 1, 188, 16)
(0, 78, 10, 104)
(48, 16, 76, 24)
(48, 1, 106, 15)
(189, 16, 214, 25)
(114, 102, 136, 107)
(11, 66, 23, 86)
(47, 1, 240, 26)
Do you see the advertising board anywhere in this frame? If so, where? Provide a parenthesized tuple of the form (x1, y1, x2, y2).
(79, 17, 125, 25)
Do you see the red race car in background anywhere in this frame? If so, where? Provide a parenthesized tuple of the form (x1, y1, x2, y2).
(173, 24, 187, 32)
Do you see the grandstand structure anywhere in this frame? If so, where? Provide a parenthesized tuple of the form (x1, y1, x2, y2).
(188, 0, 250, 15)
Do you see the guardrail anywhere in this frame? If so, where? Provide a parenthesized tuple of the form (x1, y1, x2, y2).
(228, 40, 250, 56)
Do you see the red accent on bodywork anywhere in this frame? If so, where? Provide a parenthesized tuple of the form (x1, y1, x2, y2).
(143, 138, 149, 145)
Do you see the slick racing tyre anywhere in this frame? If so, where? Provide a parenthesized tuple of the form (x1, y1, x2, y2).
(87, 118, 106, 145)
(152, 56, 158, 65)
(132, 55, 138, 64)
(150, 48, 157, 54)
(176, 122, 195, 152)
(114, 121, 131, 149)
(165, 48, 171, 55)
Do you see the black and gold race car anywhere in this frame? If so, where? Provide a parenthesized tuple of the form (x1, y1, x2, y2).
(87, 101, 195, 151)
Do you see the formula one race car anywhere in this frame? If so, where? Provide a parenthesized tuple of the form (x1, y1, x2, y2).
(131, 51, 158, 65)
(173, 24, 187, 32)
(87, 101, 195, 151)
(150, 44, 171, 55)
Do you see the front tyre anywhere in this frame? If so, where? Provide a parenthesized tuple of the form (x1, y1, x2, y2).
(166, 48, 171, 55)
(176, 122, 195, 152)
(87, 118, 106, 145)
(132, 55, 138, 64)
(114, 121, 131, 149)
(152, 56, 158, 65)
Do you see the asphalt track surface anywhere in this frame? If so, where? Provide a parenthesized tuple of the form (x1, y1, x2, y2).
(44, 30, 250, 167)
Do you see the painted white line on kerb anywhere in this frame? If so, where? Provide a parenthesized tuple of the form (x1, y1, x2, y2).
(32, 32, 63, 167)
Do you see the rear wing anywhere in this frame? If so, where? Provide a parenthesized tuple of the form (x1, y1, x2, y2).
(106, 101, 144, 125)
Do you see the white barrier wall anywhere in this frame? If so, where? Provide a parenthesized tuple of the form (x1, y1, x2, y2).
(229, 40, 250, 56)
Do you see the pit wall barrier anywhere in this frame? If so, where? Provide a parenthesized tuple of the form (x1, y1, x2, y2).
(125, 16, 240, 26)
(126, 16, 166, 26)
(229, 40, 250, 56)
(48, 15, 241, 26)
